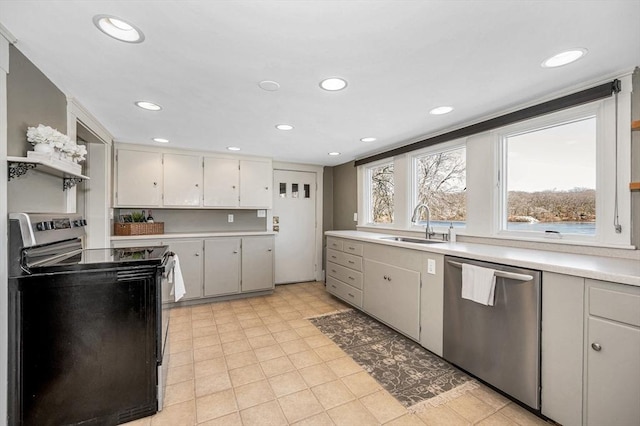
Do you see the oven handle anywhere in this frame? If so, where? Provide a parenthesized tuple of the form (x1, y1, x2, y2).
(162, 252, 176, 281)
(447, 260, 533, 282)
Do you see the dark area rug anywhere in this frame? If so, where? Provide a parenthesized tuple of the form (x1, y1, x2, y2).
(308, 309, 478, 410)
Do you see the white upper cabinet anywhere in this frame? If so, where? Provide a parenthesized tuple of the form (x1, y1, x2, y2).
(203, 157, 240, 207)
(113, 144, 272, 209)
(115, 148, 162, 207)
(163, 153, 202, 207)
(240, 159, 272, 208)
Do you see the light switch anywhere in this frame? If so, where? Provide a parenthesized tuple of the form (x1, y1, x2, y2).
(427, 259, 436, 275)
(228, 214, 234, 223)
(353, 212, 358, 222)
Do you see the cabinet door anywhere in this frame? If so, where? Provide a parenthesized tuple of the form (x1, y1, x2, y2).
(363, 259, 421, 340)
(115, 149, 162, 207)
(166, 240, 203, 301)
(204, 238, 240, 297)
(163, 153, 202, 206)
(586, 317, 640, 426)
(239, 160, 272, 208)
(241, 237, 274, 292)
(203, 158, 239, 207)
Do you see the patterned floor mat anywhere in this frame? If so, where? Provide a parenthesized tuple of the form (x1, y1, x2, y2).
(308, 309, 478, 410)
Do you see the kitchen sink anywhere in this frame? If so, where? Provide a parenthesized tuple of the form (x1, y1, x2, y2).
(380, 236, 445, 244)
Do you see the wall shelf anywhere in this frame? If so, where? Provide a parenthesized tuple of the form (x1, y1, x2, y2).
(8, 156, 89, 191)
(632, 120, 640, 131)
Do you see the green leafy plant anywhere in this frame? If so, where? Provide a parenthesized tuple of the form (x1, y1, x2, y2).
(131, 212, 146, 223)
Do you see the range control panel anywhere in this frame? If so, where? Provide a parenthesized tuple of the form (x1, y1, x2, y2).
(9, 213, 87, 247)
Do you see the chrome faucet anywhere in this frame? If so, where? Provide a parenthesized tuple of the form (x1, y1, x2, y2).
(411, 203, 435, 239)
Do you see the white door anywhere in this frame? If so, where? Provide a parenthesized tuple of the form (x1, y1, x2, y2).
(273, 170, 316, 284)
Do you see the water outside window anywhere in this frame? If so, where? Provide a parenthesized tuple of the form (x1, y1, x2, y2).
(505, 116, 596, 235)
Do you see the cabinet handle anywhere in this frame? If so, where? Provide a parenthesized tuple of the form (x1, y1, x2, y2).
(591, 343, 602, 352)
(153, 182, 157, 187)
(348, 293, 355, 298)
(232, 185, 236, 189)
(195, 184, 199, 187)
(195, 253, 200, 257)
(331, 269, 337, 273)
(383, 275, 387, 280)
(348, 276, 354, 280)
(348, 260, 355, 264)
(331, 284, 337, 289)
(331, 255, 337, 259)
(233, 251, 238, 254)
(268, 248, 272, 252)
(265, 187, 269, 190)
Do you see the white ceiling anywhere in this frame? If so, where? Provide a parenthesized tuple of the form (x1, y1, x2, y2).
(1, 1, 639, 166)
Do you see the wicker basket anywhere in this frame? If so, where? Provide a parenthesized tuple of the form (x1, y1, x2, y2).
(114, 222, 164, 236)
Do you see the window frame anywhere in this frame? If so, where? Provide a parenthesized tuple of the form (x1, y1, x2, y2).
(410, 139, 467, 232)
(364, 158, 395, 226)
(494, 102, 606, 243)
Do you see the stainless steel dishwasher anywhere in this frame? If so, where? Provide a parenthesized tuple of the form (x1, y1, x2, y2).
(443, 256, 541, 410)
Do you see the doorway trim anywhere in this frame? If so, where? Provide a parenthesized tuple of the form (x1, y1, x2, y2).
(272, 162, 324, 282)
(66, 97, 113, 248)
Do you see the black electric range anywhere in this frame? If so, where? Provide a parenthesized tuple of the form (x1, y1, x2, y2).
(8, 213, 174, 426)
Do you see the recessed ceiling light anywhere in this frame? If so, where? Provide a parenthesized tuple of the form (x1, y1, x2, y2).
(429, 106, 454, 115)
(541, 48, 588, 68)
(328, 152, 341, 156)
(360, 137, 377, 142)
(320, 77, 348, 91)
(93, 15, 145, 43)
(153, 138, 169, 143)
(276, 124, 294, 131)
(258, 80, 280, 91)
(135, 101, 162, 111)
(227, 146, 241, 151)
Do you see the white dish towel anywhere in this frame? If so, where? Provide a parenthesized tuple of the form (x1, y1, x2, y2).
(461, 263, 497, 306)
(171, 254, 187, 302)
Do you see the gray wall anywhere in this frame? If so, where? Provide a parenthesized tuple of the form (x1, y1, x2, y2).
(115, 209, 267, 233)
(332, 161, 358, 230)
(7, 45, 69, 213)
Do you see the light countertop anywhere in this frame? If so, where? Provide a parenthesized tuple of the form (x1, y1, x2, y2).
(326, 230, 640, 287)
(111, 231, 276, 240)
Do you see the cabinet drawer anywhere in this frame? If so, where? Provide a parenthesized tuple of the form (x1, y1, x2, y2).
(327, 262, 363, 290)
(343, 241, 363, 256)
(327, 238, 343, 252)
(327, 276, 363, 308)
(327, 249, 362, 271)
(589, 287, 640, 327)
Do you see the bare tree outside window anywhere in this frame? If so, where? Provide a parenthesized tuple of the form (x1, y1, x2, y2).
(369, 163, 394, 223)
(415, 147, 466, 223)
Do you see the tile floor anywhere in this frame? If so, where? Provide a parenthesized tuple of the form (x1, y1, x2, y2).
(124, 282, 551, 426)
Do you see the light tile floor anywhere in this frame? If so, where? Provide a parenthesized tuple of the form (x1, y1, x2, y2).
(125, 282, 550, 426)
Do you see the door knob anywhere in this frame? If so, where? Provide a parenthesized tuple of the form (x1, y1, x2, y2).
(591, 342, 602, 352)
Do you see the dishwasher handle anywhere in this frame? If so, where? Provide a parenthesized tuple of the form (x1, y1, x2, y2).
(447, 260, 534, 282)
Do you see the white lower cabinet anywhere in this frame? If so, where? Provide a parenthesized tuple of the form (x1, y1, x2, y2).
(363, 259, 420, 340)
(584, 280, 640, 426)
(241, 236, 275, 292)
(168, 239, 204, 300)
(112, 235, 274, 303)
(204, 238, 241, 297)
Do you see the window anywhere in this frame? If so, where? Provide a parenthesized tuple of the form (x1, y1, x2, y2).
(413, 145, 466, 227)
(367, 161, 394, 224)
(500, 116, 596, 236)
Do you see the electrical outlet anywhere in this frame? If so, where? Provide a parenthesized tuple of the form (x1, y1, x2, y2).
(427, 259, 436, 275)
(353, 212, 358, 222)
(228, 214, 234, 223)
(257, 210, 266, 218)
